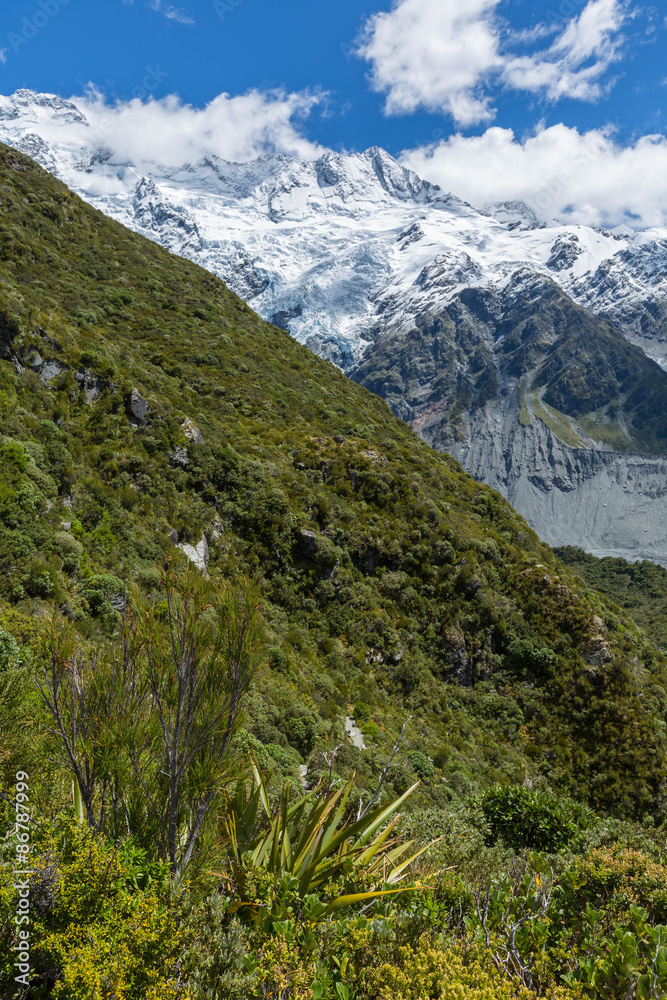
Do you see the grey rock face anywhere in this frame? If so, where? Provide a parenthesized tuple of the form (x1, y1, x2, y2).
(40, 361, 65, 382)
(547, 234, 582, 271)
(224, 247, 269, 300)
(441, 396, 667, 567)
(353, 272, 667, 567)
(75, 368, 103, 402)
(269, 303, 302, 332)
(177, 534, 210, 574)
(182, 417, 204, 444)
(126, 388, 149, 424)
(132, 177, 202, 256)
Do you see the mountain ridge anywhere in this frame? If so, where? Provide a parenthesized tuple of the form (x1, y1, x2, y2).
(4, 90, 667, 564)
(0, 138, 666, 821)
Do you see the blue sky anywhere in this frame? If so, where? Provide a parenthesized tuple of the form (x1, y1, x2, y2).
(1, 0, 667, 224)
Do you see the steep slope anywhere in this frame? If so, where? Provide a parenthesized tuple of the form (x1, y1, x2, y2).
(2, 91, 667, 568)
(555, 546, 667, 652)
(0, 142, 666, 821)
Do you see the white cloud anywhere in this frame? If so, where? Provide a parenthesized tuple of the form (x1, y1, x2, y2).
(357, 0, 629, 125)
(123, 0, 194, 24)
(60, 88, 325, 166)
(503, 0, 626, 102)
(149, 0, 194, 24)
(357, 0, 502, 125)
(402, 124, 667, 228)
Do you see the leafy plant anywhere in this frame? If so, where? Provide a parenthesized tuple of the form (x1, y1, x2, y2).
(223, 762, 432, 922)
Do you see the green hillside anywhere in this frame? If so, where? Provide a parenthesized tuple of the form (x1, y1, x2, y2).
(2, 144, 667, 999)
(555, 545, 667, 652)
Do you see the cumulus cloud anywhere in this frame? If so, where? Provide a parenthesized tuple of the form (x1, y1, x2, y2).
(358, 0, 629, 125)
(402, 124, 667, 228)
(58, 88, 325, 166)
(357, 0, 501, 125)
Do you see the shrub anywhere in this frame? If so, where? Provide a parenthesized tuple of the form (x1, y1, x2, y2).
(408, 750, 435, 781)
(0, 625, 21, 670)
(505, 639, 558, 677)
(358, 942, 565, 999)
(53, 530, 84, 574)
(481, 785, 596, 852)
(0, 821, 180, 1000)
(353, 701, 371, 724)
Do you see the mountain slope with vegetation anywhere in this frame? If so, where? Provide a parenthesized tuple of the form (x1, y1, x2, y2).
(1, 142, 667, 999)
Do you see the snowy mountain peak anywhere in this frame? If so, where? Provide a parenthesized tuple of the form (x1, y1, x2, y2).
(484, 200, 553, 231)
(0, 89, 87, 126)
(0, 88, 666, 372)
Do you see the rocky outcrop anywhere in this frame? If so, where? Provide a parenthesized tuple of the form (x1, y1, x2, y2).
(126, 388, 149, 425)
(182, 417, 204, 444)
(177, 534, 210, 574)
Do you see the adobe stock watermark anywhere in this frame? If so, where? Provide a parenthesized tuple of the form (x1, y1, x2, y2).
(543, 0, 589, 29)
(213, 0, 245, 22)
(2, 0, 73, 64)
(10, 771, 32, 990)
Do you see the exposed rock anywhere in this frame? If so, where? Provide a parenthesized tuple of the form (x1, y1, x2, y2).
(39, 360, 65, 383)
(445, 628, 471, 686)
(581, 615, 615, 668)
(182, 417, 204, 444)
(178, 534, 210, 574)
(224, 246, 269, 300)
(297, 529, 318, 555)
(269, 303, 302, 332)
(76, 368, 104, 402)
(171, 446, 189, 466)
(547, 234, 583, 271)
(397, 221, 425, 250)
(444, 396, 667, 567)
(345, 716, 366, 749)
(126, 387, 149, 424)
(132, 177, 202, 256)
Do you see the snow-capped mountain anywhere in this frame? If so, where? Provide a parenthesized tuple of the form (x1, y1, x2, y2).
(2, 90, 666, 371)
(3, 89, 667, 564)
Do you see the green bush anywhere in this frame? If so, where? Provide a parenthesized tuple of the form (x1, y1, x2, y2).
(481, 785, 596, 852)
(0, 625, 21, 670)
(408, 750, 435, 781)
(54, 530, 84, 573)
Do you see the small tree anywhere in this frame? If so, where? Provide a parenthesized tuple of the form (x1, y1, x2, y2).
(38, 617, 134, 833)
(38, 563, 264, 877)
(129, 562, 264, 877)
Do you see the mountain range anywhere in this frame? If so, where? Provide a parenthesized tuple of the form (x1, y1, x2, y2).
(3, 89, 667, 564)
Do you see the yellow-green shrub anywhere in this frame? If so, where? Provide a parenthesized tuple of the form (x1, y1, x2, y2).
(1, 821, 182, 1000)
(358, 943, 581, 1000)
